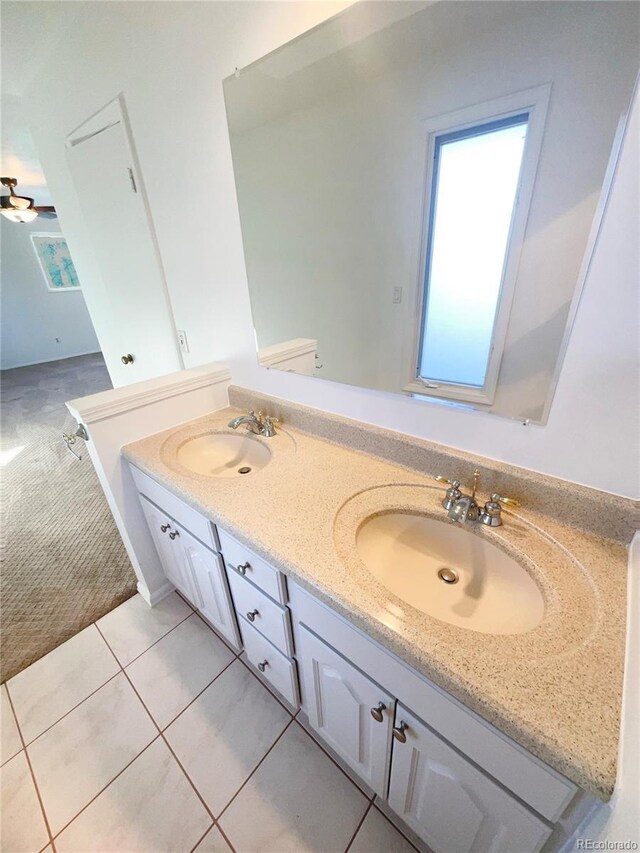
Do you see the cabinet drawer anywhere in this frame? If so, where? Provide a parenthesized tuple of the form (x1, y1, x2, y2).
(218, 528, 287, 604)
(240, 620, 299, 707)
(227, 570, 294, 657)
(130, 464, 218, 550)
(388, 704, 551, 853)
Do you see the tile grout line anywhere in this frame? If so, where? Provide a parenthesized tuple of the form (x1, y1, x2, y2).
(95, 622, 220, 828)
(19, 670, 122, 751)
(215, 717, 296, 826)
(343, 799, 373, 853)
(294, 715, 376, 802)
(235, 652, 296, 719)
(370, 801, 421, 853)
(215, 821, 238, 853)
(4, 682, 57, 853)
(48, 735, 163, 844)
(192, 609, 244, 658)
(188, 821, 216, 853)
(158, 655, 238, 733)
(8, 601, 195, 753)
(112, 606, 196, 668)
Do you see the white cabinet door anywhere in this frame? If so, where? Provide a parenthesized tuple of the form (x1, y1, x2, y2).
(297, 626, 394, 797)
(387, 705, 551, 853)
(139, 496, 194, 601)
(175, 525, 240, 650)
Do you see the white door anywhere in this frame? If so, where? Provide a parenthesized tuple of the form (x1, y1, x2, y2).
(175, 525, 241, 650)
(139, 497, 194, 601)
(66, 97, 182, 386)
(297, 626, 394, 797)
(387, 705, 551, 853)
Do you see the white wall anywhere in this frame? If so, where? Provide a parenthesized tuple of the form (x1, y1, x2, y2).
(15, 1, 639, 498)
(0, 215, 100, 368)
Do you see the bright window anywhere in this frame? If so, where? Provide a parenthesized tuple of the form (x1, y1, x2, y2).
(417, 114, 529, 396)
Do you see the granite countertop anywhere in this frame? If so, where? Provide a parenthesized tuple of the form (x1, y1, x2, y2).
(122, 406, 628, 801)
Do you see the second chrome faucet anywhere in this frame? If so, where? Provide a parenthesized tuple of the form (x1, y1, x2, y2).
(435, 469, 519, 527)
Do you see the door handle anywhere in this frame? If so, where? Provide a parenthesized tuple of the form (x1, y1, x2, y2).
(121, 354, 134, 364)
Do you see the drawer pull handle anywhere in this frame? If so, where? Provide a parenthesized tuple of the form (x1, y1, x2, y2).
(393, 722, 409, 743)
(169, 530, 180, 540)
(237, 562, 251, 576)
(370, 702, 386, 723)
(258, 660, 268, 672)
(246, 609, 259, 622)
(160, 523, 171, 533)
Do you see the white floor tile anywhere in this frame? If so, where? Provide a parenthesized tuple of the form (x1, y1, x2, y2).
(0, 750, 49, 853)
(165, 659, 289, 815)
(54, 738, 211, 852)
(1, 684, 22, 765)
(219, 722, 368, 852)
(194, 826, 233, 852)
(27, 672, 157, 836)
(350, 806, 416, 853)
(7, 625, 120, 744)
(97, 592, 192, 666)
(126, 614, 234, 729)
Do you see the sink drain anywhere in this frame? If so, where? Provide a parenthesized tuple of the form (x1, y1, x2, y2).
(238, 466, 252, 475)
(438, 567, 459, 584)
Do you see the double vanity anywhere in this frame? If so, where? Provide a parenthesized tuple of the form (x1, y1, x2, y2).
(121, 390, 632, 853)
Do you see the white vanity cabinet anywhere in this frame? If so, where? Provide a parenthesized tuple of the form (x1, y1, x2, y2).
(139, 495, 196, 603)
(388, 704, 552, 853)
(128, 466, 585, 853)
(297, 625, 394, 798)
(133, 468, 241, 651)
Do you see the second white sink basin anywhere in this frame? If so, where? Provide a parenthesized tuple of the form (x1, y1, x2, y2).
(176, 432, 271, 478)
(356, 512, 544, 635)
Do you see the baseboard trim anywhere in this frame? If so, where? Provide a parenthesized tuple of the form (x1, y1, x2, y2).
(137, 579, 174, 607)
(0, 350, 102, 371)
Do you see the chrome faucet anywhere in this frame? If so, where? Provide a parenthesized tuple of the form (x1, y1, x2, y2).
(434, 469, 519, 526)
(228, 410, 279, 437)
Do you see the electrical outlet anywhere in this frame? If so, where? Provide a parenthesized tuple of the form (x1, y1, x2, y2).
(177, 330, 190, 354)
(392, 286, 403, 304)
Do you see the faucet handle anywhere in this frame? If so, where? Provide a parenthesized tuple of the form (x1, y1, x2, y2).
(434, 475, 460, 487)
(490, 493, 520, 507)
(479, 493, 520, 527)
(434, 476, 462, 511)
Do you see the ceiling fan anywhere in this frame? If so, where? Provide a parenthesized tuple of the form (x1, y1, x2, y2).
(0, 177, 57, 223)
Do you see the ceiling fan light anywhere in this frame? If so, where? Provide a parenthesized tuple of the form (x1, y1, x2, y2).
(1, 207, 38, 223)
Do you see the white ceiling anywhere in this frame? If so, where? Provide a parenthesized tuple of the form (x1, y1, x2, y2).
(1, 2, 76, 206)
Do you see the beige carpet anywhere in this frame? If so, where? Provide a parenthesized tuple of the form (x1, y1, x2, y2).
(1, 353, 137, 682)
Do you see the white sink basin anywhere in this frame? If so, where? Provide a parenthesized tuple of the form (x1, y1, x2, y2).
(356, 513, 544, 635)
(176, 432, 271, 478)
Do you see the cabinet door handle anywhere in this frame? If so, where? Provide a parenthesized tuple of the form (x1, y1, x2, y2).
(237, 562, 251, 576)
(246, 609, 259, 622)
(160, 523, 171, 533)
(169, 530, 180, 540)
(370, 702, 386, 722)
(393, 721, 409, 743)
(257, 660, 268, 672)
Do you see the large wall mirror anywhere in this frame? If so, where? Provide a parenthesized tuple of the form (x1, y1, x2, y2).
(224, 1, 639, 423)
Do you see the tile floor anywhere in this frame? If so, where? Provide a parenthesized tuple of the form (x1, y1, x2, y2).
(0, 592, 418, 853)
